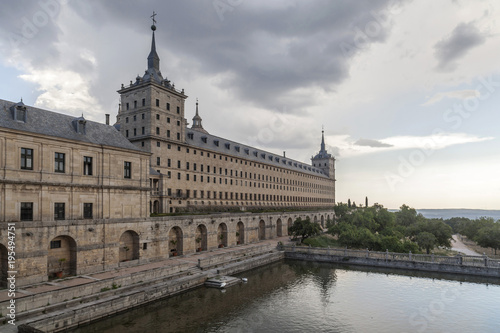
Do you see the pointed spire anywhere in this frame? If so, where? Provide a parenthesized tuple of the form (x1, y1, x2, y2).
(191, 98, 208, 134)
(147, 23, 160, 71)
(320, 126, 326, 153)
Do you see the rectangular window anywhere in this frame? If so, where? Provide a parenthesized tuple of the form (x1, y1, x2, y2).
(54, 203, 65, 220)
(54, 152, 65, 173)
(84, 203, 93, 219)
(168, 158, 171, 167)
(186, 162, 190, 170)
(177, 120, 180, 126)
(156, 127, 160, 135)
(157, 157, 161, 166)
(167, 103, 170, 110)
(124, 161, 131, 179)
(126, 103, 129, 110)
(167, 130, 170, 138)
(134, 128, 137, 136)
(186, 174, 190, 181)
(157, 141, 160, 147)
(142, 113, 145, 119)
(50, 240, 61, 249)
(142, 127, 145, 135)
(126, 130, 129, 137)
(142, 98, 146, 106)
(20, 202, 33, 221)
(176, 106, 180, 114)
(167, 117, 170, 123)
(83, 156, 93, 175)
(21, 148, 33, 170)
(177, 160, 181, 168)
(134, 101, 137, 108)
(156, 99, 160, 107)
(177, 132, 180, 140)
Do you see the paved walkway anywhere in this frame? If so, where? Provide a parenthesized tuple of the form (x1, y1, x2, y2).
(451, 234, 481, 256)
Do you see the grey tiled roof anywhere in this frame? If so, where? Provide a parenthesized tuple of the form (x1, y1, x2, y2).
(186, 128, 328, 178)
(0, 99, 144, 152)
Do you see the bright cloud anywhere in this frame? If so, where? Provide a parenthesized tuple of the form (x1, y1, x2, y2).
(328, 132, 493, 158)
(422, 89, 481, 106)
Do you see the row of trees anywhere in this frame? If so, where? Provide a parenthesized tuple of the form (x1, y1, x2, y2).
(444, 217, 500, 255)
(329, 204, 453, 254)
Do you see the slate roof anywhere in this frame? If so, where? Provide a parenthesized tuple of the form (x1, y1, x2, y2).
(0, 99, 145, 152)
(186, 128, 329, 178)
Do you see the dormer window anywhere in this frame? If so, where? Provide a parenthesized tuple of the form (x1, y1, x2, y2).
(201, 136, 207, 143)
(225, 143, 230, 149)
(11, 101, 27, 122)
(187, 133, 194, 140)
(214, 140, 219, 146)
(72, 117, 86, 134)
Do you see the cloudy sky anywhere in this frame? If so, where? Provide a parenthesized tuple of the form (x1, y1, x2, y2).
(0, 0, 499, 209)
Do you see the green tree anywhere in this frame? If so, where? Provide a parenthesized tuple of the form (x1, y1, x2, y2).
(365, 196, 368, 208)
(347, 199, 351, 208)
(476, 226, 500, 255)
(415, 231, 437, 254)
(395, 204, 421, 227)
(289, 217, 321, 242)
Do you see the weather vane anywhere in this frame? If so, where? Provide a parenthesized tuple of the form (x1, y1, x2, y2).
(151, 11, 157, 25)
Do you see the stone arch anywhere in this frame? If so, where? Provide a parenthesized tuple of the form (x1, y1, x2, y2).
(119, 230, 140, 262)
(259, 219, 266, 240)
(321, 215, 325, 228)
(287, 218, 293, 236)
(0, 244, 7, 288)
(276, 218, 283, 237)
(236, 221, 244, 245)
(48, 235, 77, 278)
(195, 224, 208, 252)
(217, 223, 228, 247)
(314, 215, 318, 223)
(169, 226, 183, 256)
(153, 200, 160, 214)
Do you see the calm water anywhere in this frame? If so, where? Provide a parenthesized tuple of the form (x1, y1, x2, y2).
(74, 260, 500, 333)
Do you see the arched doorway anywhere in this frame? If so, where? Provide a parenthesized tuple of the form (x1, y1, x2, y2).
(119, 230, 140, 262)
(314, 215, 318, 223)
(321, 215, 325, 228)
(259, 220, 266, 240)
(236, 221, 244, 245)
(0, 244, 7, 288)
(287, 218, 293, 236)
(217, 223, 228, 248)
(276, 218, 283, 237)
(153, 200, 160, 214)
(195, 224, 207, 252)
(48, 235, 77, 278)
(169, 226, 183, 256)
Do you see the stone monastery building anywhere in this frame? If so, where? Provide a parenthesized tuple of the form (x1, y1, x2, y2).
(0, 22, 335, 287)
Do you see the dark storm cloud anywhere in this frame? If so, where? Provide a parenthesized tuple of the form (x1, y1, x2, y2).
(75, 0, 400, 113)
(434, 22, 486, 71)
(0, 0, 66, 67)
(354, 138, 392, 148)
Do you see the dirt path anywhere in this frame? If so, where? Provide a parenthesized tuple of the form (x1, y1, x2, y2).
(451, 234, 481, 256)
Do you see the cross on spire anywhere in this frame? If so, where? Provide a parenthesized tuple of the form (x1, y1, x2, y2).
(151, 11, 157, 25)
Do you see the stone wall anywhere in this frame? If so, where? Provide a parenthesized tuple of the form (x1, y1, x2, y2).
(0, 209, 333, 287)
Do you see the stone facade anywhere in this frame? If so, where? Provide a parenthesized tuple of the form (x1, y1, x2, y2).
(0, 23, 336, 288)
(115, 25, 336, 214)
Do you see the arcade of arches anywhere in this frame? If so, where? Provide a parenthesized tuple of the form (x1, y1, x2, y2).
(0, 211, 333, 287)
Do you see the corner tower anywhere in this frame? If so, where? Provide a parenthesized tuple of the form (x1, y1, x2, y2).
(311, 129, 335, 181)
(116, 16, 188, 155)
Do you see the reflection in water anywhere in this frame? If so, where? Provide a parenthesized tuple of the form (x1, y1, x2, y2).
(74, 260, 500, 333)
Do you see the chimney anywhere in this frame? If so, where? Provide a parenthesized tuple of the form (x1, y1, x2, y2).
(105, 114, 110, 125)
(283, 151, 286, 157)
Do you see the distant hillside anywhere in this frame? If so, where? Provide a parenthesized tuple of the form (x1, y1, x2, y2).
(416, 209, 500, 221)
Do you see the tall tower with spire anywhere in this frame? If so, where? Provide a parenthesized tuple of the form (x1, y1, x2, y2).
(311, 129, 335, 181)
(116, 13, 188, 156)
